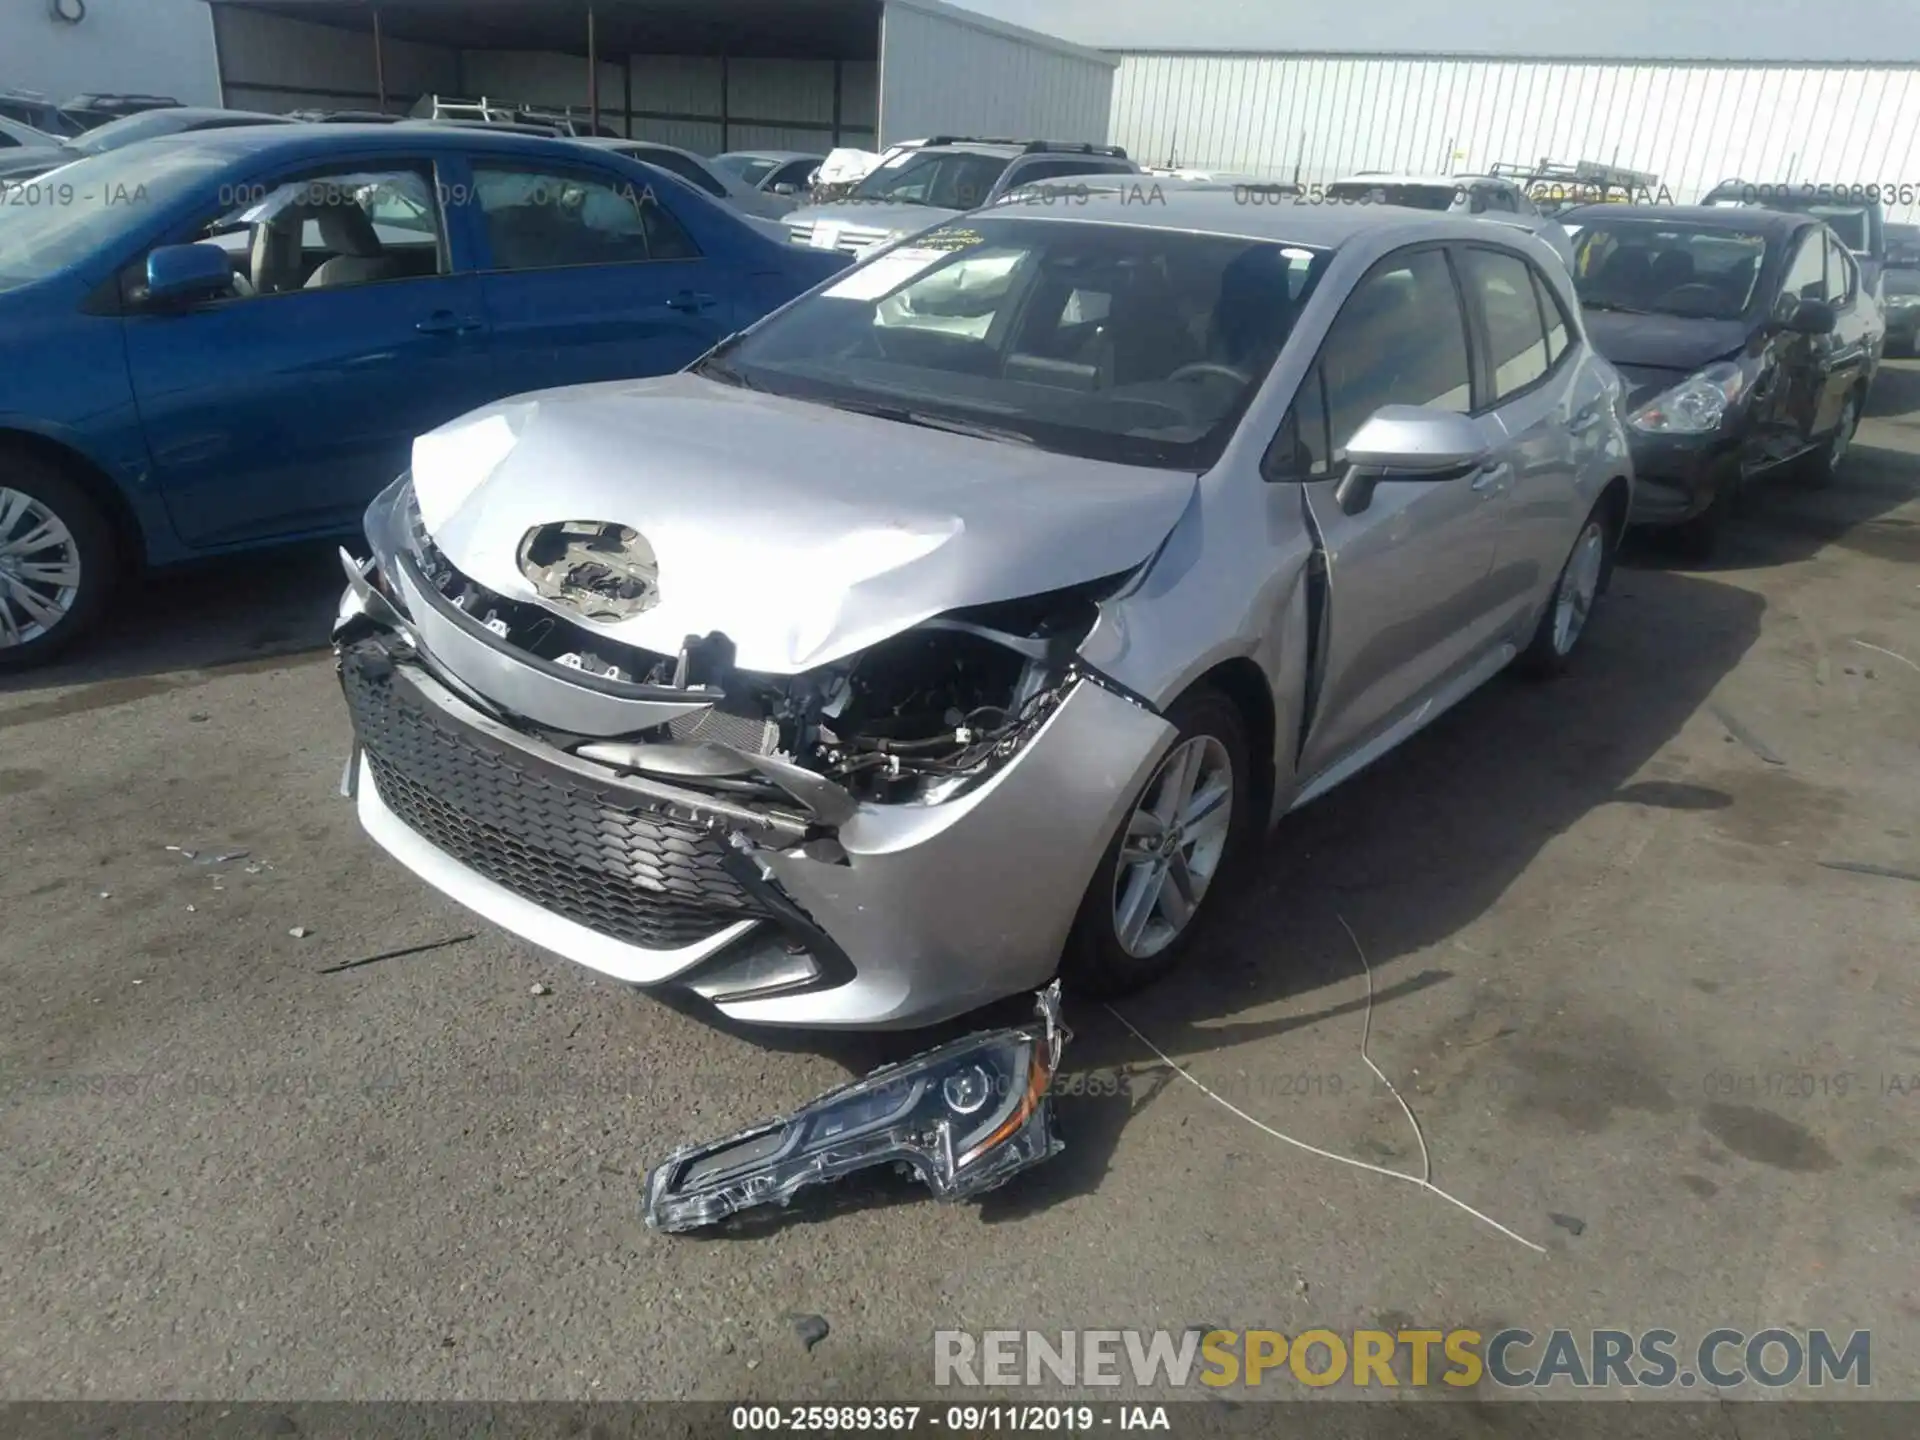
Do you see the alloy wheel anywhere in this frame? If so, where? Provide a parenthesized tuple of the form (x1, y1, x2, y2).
(1111, 735, 1235, 960)
(1829, 397, 1857, 471)
(0, 487, 83, 649)
(1552, 521, 1607, 656)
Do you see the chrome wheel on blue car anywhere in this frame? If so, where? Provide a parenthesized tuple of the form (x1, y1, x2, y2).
(0, 455, 116, 670)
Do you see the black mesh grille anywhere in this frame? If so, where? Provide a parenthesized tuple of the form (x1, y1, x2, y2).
(343, 650, 763, 951)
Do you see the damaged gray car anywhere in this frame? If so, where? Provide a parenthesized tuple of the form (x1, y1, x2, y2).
(336, 192, 1633, 1030)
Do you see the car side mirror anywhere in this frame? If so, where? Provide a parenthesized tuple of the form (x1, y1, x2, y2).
(145, 242, 235, 305)
(772, 182, 799, 196)
(1334, 405, 1492, 515)
(1780, 297, 1837, 335)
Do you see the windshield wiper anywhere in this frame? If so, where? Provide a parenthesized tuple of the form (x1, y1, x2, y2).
(1582, 299, 1654, 314)
(828, 399, 1036, 446)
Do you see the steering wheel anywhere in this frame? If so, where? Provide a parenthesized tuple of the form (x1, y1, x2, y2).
(1165, 361, 1252, 386)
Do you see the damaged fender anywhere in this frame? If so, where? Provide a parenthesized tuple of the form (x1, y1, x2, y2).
(644, 983, 1069, 1232)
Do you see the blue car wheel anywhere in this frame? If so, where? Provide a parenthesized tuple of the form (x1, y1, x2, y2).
(0, 450, 118, 669)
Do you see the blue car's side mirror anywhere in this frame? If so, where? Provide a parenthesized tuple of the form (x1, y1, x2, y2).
(146, 242, 235, 305)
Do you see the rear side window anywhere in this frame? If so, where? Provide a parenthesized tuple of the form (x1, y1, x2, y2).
(1317, 247, 1473, 460)
(1460, 247, 1551, 402)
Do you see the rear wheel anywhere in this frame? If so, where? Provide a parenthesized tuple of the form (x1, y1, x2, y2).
(0, 452, 118, 671)
(1799, 391, 1859, 489)
(1061, 687, 1253, 998)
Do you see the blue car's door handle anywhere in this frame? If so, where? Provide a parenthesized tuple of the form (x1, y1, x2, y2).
(416, 311, 485, 336)
(666, 291, 717, 313)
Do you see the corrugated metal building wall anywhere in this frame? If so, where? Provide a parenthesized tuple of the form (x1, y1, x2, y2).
(1111, 52, 1920, 220)
(878, 0, 1115, 147)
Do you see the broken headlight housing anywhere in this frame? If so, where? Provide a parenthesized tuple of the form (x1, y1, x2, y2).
(1628, 361, 1746, 434)
(643, 983, 1068, 1233)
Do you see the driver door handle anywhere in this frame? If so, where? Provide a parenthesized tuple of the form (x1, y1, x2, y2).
(1568, 407, 1607, 435)
(1470, 461, 1514, 495)
(667, 290, 717, 313)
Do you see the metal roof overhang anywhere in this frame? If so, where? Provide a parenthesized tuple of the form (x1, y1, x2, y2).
(200, 0, 885, 59)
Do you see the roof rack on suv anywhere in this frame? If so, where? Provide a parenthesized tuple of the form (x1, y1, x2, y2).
(415, 95, 617, 138)
(1023, 140, 1129, 158)
(918, 135, 1130, 158)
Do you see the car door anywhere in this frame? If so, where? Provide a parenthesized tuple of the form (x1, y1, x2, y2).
(1282, 245, 1510, 785)
(1761, 228, 1835, 455)
(1455, 243, 1597, 634)
(1814, 231, 1872, 432)
(468, 157, 736, 391)
(120, 157, 496, 548)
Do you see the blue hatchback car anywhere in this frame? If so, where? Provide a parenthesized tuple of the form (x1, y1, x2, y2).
(0, 124, 849, 667)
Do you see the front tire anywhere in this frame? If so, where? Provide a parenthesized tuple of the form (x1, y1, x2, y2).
(0, 452, 118, 671)
(1515, 504, 1611, 679)
(1799, 391, 1859, 489)
(1061, 687, 1253, 998)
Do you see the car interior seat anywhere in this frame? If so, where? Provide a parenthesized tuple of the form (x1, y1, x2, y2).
(305, 203, 411, 288)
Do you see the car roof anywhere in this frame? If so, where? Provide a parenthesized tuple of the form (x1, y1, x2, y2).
(720, 148, 820, 160)
(1558, 201, 1813, 236)
(119, 123, 639, 162)
(1330, 173, 1493, 187)
(969, 184, 1560, 250)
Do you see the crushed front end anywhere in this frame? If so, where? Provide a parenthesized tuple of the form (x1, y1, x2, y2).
(335, 474, 1175, 1030)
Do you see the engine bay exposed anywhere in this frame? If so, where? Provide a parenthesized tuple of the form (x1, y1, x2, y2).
(397, 511, 1119, 809)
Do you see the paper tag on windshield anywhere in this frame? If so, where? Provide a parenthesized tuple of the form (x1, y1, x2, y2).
(823, 247, 948, 301)
(810, 221, 842, 250)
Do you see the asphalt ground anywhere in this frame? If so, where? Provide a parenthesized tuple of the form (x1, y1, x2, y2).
(2, 364, 1916, 1408)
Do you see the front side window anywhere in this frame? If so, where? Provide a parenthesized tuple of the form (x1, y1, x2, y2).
(696, 215, 1334, 469)
(1825, 232, 1857, 304)
(1781, 232, 1826, 304)
(1317, 248, 1473, 461)
(848, 151, 1012, 210)
(168, 166, 449, 300)
(1461, 247, 1551, 402)
(473, 165, 700, 270)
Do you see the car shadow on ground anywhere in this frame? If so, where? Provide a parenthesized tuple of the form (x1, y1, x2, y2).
(0, 541, 344, 699)
(671, 565, 1766, 1233)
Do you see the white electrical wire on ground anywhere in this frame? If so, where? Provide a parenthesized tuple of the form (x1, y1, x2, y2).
(1852, 639, 1920, 675)
(1106, 912, 1547, 1255)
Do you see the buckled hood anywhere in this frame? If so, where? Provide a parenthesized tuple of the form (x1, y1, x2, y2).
(410, 373, 1197, 675)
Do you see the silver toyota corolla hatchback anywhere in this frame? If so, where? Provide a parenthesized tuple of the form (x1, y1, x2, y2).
(336, 192, 1633, 1030)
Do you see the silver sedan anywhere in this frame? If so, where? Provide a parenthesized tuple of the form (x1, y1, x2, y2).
(336, 192, 1632, 1030)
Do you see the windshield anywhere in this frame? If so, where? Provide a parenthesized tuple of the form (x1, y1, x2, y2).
(0, 146, 226, 290)
(847, 151, 1013, 210)
(1571, 220, 1769, 320)
(1883, 267, 1920, 297)
(694, 216, 1332, 469)
(65, 109, 206, 154)
(718, 154, 778, 186)
(0, 115, 60, 149)
(1325, 181, 1457, 211)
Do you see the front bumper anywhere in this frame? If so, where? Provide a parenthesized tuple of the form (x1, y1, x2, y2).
(337, 622, 1173, 1031)
(1623, 430, 1738, 527)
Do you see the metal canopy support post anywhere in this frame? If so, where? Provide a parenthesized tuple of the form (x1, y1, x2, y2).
(372, 5, 387, 112)
(587, 5, 600, 135)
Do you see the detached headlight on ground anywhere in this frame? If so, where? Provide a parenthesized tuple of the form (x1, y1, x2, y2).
(643, 983, 1068, 1233)
(1629, 362, 1746, 434)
